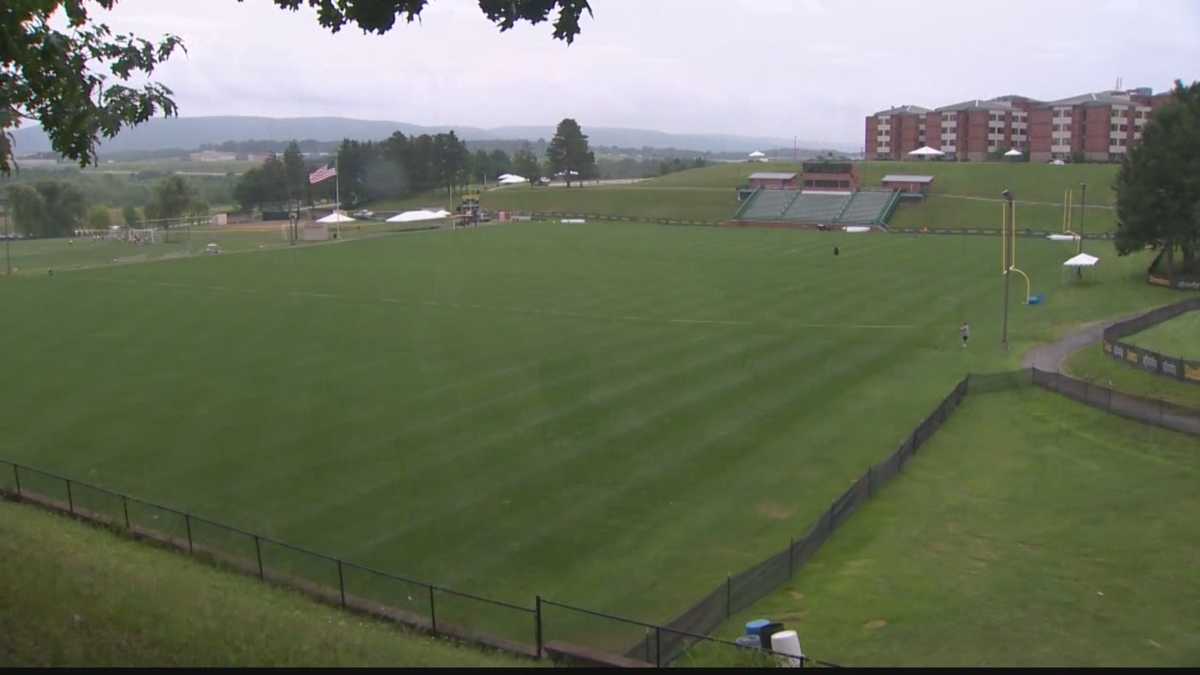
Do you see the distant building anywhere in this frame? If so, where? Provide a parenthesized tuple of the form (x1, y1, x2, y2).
(881, 174, 934, 194)
(747, 172, 799, 190)
(800, 161, 859, 192)
(189, 150, 237, 162)
(865, 88, 1173, 162)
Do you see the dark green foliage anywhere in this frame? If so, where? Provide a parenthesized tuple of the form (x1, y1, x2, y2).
(1115, 80, 1200, 284)
(121, 204, 140, 226)
(546, 118, 596, 186)
(5, 180, 85, 237)
(151, 175, 194, 223)
(87, 205, 111, 229)
(0, 0, 184, 174)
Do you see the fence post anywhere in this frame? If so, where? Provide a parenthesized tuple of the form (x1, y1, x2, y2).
(122, 495, 130, 530)
(337, 560, 346, 608)
(726, 575, 732, 618)
(66, 479, 74, 515)
(254, 535, 264, 580)
(535, 595, 544, 658)
(429, 586, 438, 634)
(12, 463, 20, 496)
(655, 626, 662, 668)
(185, 514, 193, 553)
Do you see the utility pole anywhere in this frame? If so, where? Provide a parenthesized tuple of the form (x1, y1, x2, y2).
(1001, 189, 1013, 350)
(1077, 182, 1087, 276)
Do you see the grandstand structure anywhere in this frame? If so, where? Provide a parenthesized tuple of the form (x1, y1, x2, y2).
(729, 162, 901, 230)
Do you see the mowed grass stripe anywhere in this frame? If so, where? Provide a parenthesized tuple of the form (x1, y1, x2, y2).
(0, 221, 1173, 628)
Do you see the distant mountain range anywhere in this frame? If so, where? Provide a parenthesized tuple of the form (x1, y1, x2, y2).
(10, 116, 855, 156)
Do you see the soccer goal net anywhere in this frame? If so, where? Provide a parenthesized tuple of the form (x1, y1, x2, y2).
(127, 228, 158, 245)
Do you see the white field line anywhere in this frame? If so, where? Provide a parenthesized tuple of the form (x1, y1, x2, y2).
(67, 276, 917, 331)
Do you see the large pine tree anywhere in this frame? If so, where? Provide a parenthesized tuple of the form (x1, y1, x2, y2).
(546, 118, 596, 187)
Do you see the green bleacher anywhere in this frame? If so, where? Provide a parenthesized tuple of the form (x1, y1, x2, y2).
(735, 189, 898, 227)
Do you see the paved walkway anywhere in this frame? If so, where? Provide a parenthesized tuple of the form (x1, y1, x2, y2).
(1020, 313, 1146, 373)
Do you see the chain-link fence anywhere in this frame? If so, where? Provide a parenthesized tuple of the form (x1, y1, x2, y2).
(1101, 298, 1200, 385)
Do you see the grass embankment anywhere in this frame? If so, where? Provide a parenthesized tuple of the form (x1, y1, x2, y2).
(0, 498, 533, 667)
(1126, 310, 1200, 358)
(477, 161, 1119, 231)
(720, 387, 1200, 666)
(1064, 343, 1200, 409)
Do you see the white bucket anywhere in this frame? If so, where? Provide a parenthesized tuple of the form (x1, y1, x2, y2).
(770, 630, 804, 668)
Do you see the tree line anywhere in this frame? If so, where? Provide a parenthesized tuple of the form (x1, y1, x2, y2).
(6, 175, 210, 237)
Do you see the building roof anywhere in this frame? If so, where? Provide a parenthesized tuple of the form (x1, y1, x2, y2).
(881, 174, 935, 183)
(935, 98, 1013, 112)
(749, 172, 797, 181)
(1043, 91, 1136, 108)
(874, 104, 930, 116)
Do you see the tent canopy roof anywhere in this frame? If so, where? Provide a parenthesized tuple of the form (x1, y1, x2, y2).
(908, 146, 945, 156)
(386, 209, 451, 223)
(1063, 252, 1100, 267)
(316, 212, 355, 223)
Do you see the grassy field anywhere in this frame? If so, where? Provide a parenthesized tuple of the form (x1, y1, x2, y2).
(0, 222, 1171, 640)
(0, 498, 531, 667)
(1064, 344, 1200, 409)
(720, 386, 1200, 666)
(476, 161, 1119, 231)
(1126, 310, 1200, 357)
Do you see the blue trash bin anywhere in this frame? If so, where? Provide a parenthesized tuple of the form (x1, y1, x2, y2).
(745, 619, 771, 636)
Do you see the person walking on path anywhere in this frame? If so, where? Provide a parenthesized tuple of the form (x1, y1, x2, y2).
(960, 321, 970, 348)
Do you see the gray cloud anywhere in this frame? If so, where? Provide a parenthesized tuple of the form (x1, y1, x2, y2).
(94, 0, 1200, 146)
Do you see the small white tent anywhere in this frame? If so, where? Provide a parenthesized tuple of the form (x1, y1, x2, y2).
(497, 175, 528, 185)
(908, 146, 945, 158)
(1051, 159, 1066, 166)
(1063, 252, 1099, 267)
(386, 209, 451, 223)
(1004, 148, 1023, 158)
(316, 212, 356, 224)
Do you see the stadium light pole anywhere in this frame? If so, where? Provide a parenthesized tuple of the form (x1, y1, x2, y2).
(1000, 189, 1013, 350)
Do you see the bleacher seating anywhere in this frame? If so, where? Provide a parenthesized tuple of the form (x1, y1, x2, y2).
(838, 191, 894, 224)
(738, 189, 796, 220)
(782, 193, 849, 222)
(735, 188, 896, 227)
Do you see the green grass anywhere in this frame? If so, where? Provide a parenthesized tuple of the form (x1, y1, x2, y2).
(720, 387, 1200, 666)
(889, 194, 1116, 233)
(1126, 310, 1200, 358)
(0, 223, 1172, 641)
(481, 185, 735, 222)
(1, 229, 286, 275)
(474, 161, 1119, 231)
(0, 498, 532, 667)
(1063, 344, 1200, 409)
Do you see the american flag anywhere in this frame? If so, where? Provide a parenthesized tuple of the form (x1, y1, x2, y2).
(308, 165, 337, 185)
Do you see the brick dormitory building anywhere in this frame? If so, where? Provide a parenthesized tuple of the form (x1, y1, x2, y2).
(865, 87, 1174, 163)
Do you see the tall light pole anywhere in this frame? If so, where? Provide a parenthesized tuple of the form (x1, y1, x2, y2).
(1001, 189, 1013, 349)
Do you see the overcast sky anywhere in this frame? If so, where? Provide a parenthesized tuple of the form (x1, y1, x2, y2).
(95, 0, 1200, 146)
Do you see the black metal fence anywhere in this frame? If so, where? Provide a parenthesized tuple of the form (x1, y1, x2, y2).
(1031, 367, 1200, 436)
(1100, 298, 1200, 386)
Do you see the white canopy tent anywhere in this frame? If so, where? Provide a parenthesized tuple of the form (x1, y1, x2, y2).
(1063, 252, 1099, 267)
(386, 209, 451, 223)
(748, 151, 765, 158)
(907, 146, 945, 158)
(1051, 159, 1066, 166)
(1004, 149, 1023, 158)
(497, 175, 528, 185)
(316, 211, 354, 238)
